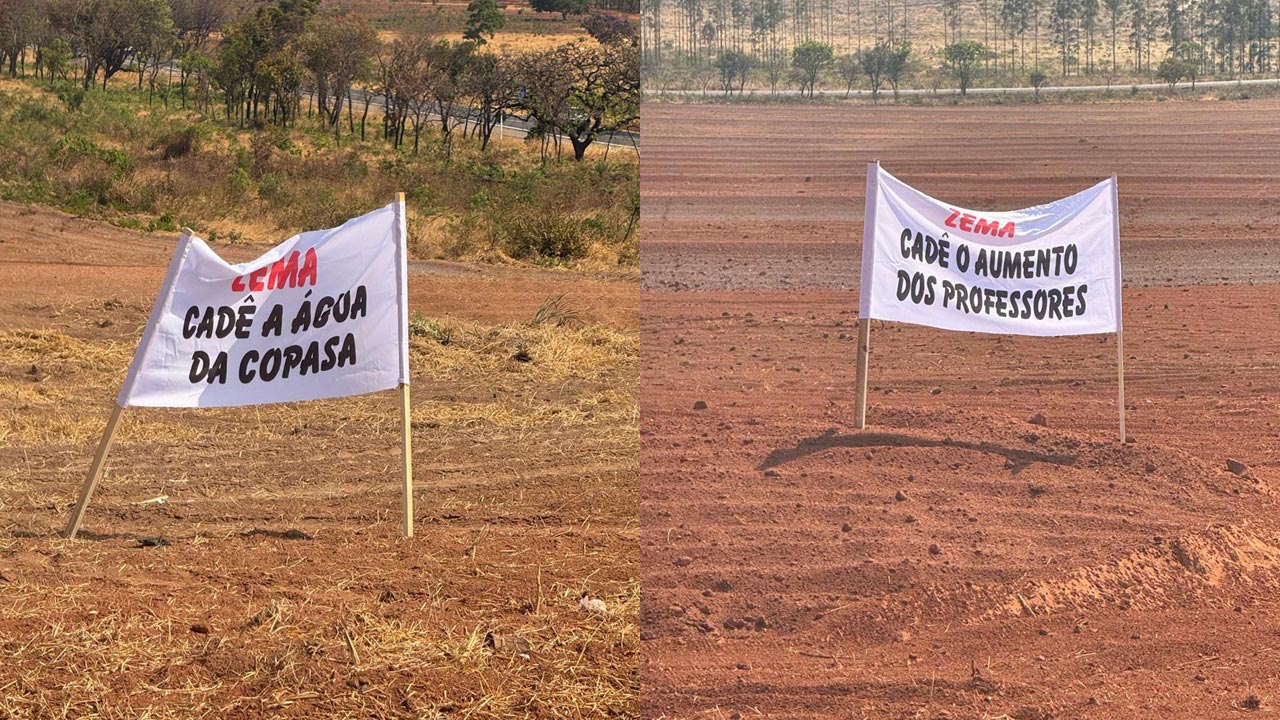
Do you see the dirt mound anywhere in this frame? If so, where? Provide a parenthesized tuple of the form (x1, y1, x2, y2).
(988, 524, 1280, 621)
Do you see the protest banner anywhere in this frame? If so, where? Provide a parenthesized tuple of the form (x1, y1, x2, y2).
(855, 163, 1125, 438)
(66, 194, 414, 539)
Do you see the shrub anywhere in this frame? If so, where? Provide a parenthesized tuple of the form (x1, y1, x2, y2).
(409, 312, 454, 344)
(496, 210, 590, 262)
(158, 126, 200, 160)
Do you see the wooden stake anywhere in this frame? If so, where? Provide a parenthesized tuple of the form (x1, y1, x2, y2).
(1111, 174, 1126, 444)
(400, 382, 413, 538)
(855, 161, 879, 431)
(1117, 328, 1126, 443)
(854, 318, 871, 429)
(396, 191, 413, 538)
(64, 403, 125, 539)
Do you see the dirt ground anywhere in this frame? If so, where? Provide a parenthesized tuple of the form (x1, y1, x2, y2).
(640, 100, 1280, 718)
(0, 202, 638, 718)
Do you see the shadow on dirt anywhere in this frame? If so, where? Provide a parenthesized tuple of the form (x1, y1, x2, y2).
(758, 431, 1078, 473)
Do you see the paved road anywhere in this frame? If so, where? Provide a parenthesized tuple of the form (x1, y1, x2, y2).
(646, 75, 1280, 98)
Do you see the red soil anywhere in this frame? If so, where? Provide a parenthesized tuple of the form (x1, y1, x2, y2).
(641, 100, 1280, 719)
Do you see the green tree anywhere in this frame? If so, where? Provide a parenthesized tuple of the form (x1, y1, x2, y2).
(1029, 67, 1049, 99)
(530, 0, 591, 19)
(0, 0, 44, 77)
(943, 40, 988, 95)
(300, 13, 379, 140)
(1049, 0, 1081, 75)
(714, 48, 753, 94)
(1172, 39, 1205, 87)
(883, 41, 914, 98)
(43, 37, 72, 82)
(1156, 54, 1185, 86)
(856, 44, 889, 100)
(1103, 0, 1123, 74)
(464, 0, 506, 44)
(791, 40, 833, 97)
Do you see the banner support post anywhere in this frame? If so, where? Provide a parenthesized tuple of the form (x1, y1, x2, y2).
(1111, 174, 1126, 443)
(854, 318, 871, 429)
(64, 403, 125, 539)
(396, 191, 414, 538)
(1117, 328, 1126, 442)
(854, 160, 879, 430)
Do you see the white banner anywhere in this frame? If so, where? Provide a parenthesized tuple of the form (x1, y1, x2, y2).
(859, 164, 1121, 337)
(118, 202, 410, 408)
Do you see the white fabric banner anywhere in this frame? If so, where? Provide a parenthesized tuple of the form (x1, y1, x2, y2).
(859, 164, 1121, 337)
(118, 202, 410, 408)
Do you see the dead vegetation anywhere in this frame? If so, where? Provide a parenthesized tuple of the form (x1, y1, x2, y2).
(0, 275, 638, 717)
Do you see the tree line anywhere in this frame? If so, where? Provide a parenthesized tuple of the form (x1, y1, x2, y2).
(0, 0, 639, 160)
(643, 0, 1278, 87)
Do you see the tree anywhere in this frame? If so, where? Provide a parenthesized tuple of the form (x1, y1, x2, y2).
(73, 0, 174, 90)
(529, 0, 590, 20)
(1029, 67, 1049, 99)
(883, 41, 913, 97)
(1156, 54, 1186, 86)
(1127, 0, 1149, 72)
(760, 44, 787, 94)
(300, 13, 379, 140)
(43, 36, 72, 81)
(943, 40, 987, 95)
(0, 0, 45, 77)
(517, 41, 638, 160)
(378, 36, 433, 152)
(583, 13, 638, 45)
(464, 0, 505, 44)
(214, 1, 317, 125)
(836, 53, 861, 96)
(791, 40, 833, 97)
(422, 40, 476, 158)
(1172, 39, 1204, 87)
(464, 51, 518, 150)
(854, 40, 911, 101)
(1049, 0, 1080, 75)
(713, 49, 752, 93)
(1103, 0, 1123, 75)
(170, 0, 233, 52)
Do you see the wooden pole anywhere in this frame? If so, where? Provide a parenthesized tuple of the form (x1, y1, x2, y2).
(1117, 328, 1126, 443)
(396, 191, 413, 538)
(400, 383, 413, 537)
(1111, 174, 1125, 443)
(854, 161, 879, 430)
(64, 403, 125, 539)
(854, 318, 871, 429)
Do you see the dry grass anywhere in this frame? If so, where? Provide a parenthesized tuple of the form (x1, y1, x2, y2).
(0, 75, 638, 270)
(0, 285, 638, 717)
(0, 307, 637, 446)
(0, 547, 638, 719)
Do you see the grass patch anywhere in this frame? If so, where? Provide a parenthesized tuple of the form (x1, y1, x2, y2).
(0, 78, 637, 270)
